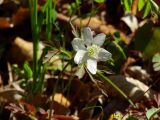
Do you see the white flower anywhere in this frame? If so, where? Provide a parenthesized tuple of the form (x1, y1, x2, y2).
(121, 13, 138, 32)
(72, 27, 112, 74)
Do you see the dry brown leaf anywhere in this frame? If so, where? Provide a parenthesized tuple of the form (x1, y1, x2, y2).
(9, 37, 42, 63)
(54, 93, 71, 108)
(0, 5, 128, 43)
(12, 7, 29, 26)
(0, 89, 23, 103)
(99, 75, 155, 101)
(0, 17, 13, 29)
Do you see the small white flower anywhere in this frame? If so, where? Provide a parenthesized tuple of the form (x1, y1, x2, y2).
(72, 27, 112, 74)
(121, 13, 138, 32)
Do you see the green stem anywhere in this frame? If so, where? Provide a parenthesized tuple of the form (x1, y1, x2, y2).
(97, 71, 135, 107)
(29, 0, 39, 93)
(86, 0, 94, 26)
(75, 0, 81, 17)
(49, 58, 73, 120)
(46, 0, 53, 41)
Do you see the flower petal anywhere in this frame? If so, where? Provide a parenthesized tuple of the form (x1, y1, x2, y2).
(72, 38, 85, 51)
(74, 50, 87, 64)
(82, 27, 93, 46)
(121, 13, 138, 32)
(87, 58, 97, 74)
(93, 33, 106, 46)
(98, 48, 112, 61)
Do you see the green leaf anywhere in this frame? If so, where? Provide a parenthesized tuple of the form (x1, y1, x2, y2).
(146, 107, 160, 120)
(67, 1, 81, 15)
(143, 28, 160, 58)
(126, 116, 138, 120)
(134, 21, 160, 59)
(52, 9, 57, 22)
(12, 64, 24, 77)
(94, 0, 105, 3)
(123, 0, 132, 12)
(60, 47, 72, 60)
(135, 21, 153, 52)
(152, 53, 160, 71)
(138, 0, 145, 11)
(113, 32, 121, 42)
(107, 40, 126, 72)
(152, 53, 160, 62)
(153, 62, 160, 71)
(142, 1, 151, 18)
(23, 61, 32, 79)
(150, 0, 159, 17)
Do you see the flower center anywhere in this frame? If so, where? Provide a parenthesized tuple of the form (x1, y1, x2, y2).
(87, 45, 100, 59)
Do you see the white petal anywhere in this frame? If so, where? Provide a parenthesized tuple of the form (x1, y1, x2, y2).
(72, 38, 85, 51)
(82, 27, 93, 46)
(74, 50, 87, 64)
(93, 33, 106, 46)
(75, 64, 85, 79)
(121, 13, 138, 32)
(98, 48, 112, 61)
(87, 58, 97, 74)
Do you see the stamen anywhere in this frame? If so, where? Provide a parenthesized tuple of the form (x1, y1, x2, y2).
(87, 45, 100, 59)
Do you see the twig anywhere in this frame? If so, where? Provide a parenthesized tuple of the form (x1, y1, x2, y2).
(131, 0, 138, 15)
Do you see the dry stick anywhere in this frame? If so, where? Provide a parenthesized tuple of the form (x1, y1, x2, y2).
(137, 76, 159, 102)
(86, 1, 109, 27)
(7, 62, 13, 84)
(131, 0, 139, 15)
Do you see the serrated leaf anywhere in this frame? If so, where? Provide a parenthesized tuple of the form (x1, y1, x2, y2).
(153, 62, 160, 71)
(143, 1, 151, 18)
(94, 0, 105, 3)
(152, 53, 160, 62)
(138, 0, 145, 11)
(153, 62, 160, 68)
(152, 53, 160, 71)
(146, 107, 160, 120)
